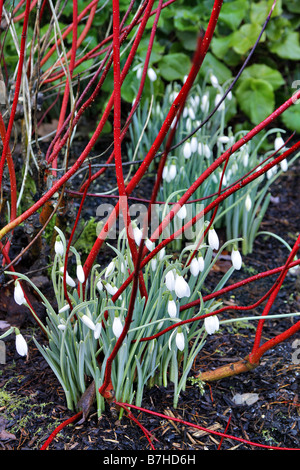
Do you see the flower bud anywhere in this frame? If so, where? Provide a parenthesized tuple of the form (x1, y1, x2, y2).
(112, 316, 123, 338)
(15, 330, 28, 357)
(208, 227, 219, 251)
(190, 257, 200, 277)
(167, 299, 177, 318)
(81, 314, 96, 331)
(204, 315, 219, 335)
(94, 322, 102, 340)
(176, 204, 187, 220)
(245, 194, 252, 212)
(76, 264, 85, 283)
(147, 68, 157, 82)
(14, 281, 25, 305)
(174, 274, 191, 298)
(274, 135, 285, 152)
(183, 141, 192, 159)
(105, 261, 115, 279)
(175, 329, 185, 351)
(231, 247, 242, 270)
(54, 237, 64, 257)
(165, 269, 176, 291)
(210, 74, 219, 88)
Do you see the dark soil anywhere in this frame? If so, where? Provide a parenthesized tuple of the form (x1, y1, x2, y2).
(0, 157, 300, 451)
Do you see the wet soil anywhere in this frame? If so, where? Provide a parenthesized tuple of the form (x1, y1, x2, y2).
(0, 157, 300, 451)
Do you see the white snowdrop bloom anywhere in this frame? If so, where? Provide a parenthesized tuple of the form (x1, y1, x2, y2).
(280, 159, 288, 172)
(243, 151, 249, 167)
(190, 257, 200, 277)
(274, 135, 285, 152)
(167, 299, 177, 318)
(183, 141, 192, 159)
(120, 260, 127, 273)
(203, 143, 211, 159)
(59, 267, 76, 287)
(188, 107, 195, 120)
(176, 204, 187, 220)
(210, 73, 219, 88)
(267, 165, 277, 180)
(245, 194, 252, 212)
(183, 107, 189, 118)
(175, 330, 185, 351)
(14, 281, 25, 305)
(151, 258, 157, 271)
(94, 322, 102, 340)
(162, 166, 170, 182)
(81, 314, 96, 330)
(57, 324, 66, 331)
(165, 269, 176, 291)
(231, 247, 242, 270)
(112, 316, 123, 338)
(174, 274, 191, 298)
(147, 67, 157, 82)
(227, 90, 232, 100)
(59, 304, 70, 313)
(204, 315, 220, 335)
(105, 283, 118, 296)
(198, 255, 205, 272)
(208, 227, 219, 251)
(96, 279, 103, 292)
(186, 117, 192, 132)
(133, 226, 143, 246)
(168, 163, 177, 181)
(15, 332, 28, 357)
(145, 239, 155, 251)
(54, 238, 64, 257)
(218, 135, 230, 144)
(136, 66, 143, 79)
(190, 136, 198, 153)
(105, 261, 115, 279)
(201, 93, 209, 113)
(215, 93, 225, 110)
(76, 264, 85, 283)
(159, 247, 166, 260)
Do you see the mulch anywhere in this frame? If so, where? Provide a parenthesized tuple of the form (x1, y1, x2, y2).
(0, 157, 300, 451)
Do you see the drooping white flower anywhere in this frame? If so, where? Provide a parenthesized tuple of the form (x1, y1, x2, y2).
(175, 329, 185, 351)
(133, 225, 143, 246)
(14, 281, 25, 305)
(201, 93, 209, 113)
(215, 93, 225, 110)
(190, 257, 200, 277)
(167, 299, 177, 318)
(15, 331, 28, 357)
(159, 248, 166, 260)
(176, 204, 187, 220)
(198, 255, 205, 272)
(105, 261, 115, 279)
(96, 279, 103, 292)
(59, 304, 70, 313)
(245, 194, 252, 212)
(104, 282, 118, 296)
(54, 237, 64, 257)
(151, 258, 157, 271)
(231, 247, 242, 270)
(165, 269, 176, 291)
(112, 316, 123, 338)
(76, 264, 85, 283)
(210, 73, 219, 88)
(274, 135, 285, 152)
(94, 322, 102, 340)
(204, 315, 220, 335)
(168, 163, 177, 181)
(208, 227, 219, 251)
(57, 323, 66, 331)
(183, 141, 192, 159)
(60, 267, 76, 287)
(188, 107, 195, 120)
(218, 135, 230, 144)
(145, 238, 155, 251)
(190, 136, 198, 153)
(147, 67, 157, 82)
(81, 314, 96, 331)
(227, 90, 232, 100)
(280, 159, 288, 172)
(174, 274, 191, 298)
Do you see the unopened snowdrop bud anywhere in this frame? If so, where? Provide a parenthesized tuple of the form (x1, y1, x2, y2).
(204, 315, 219, 335)
(167, 299, 177, 318)
(218, 135, 230, 144)
(14, 281, 25, 305)
(175, 328, 185, 351)
(168, 162, 177, 181)
(112, 315, 123, 338)
(57, 323, 66, 331)
(15, 329, 28, 357)
(174, 274, 191, 298)
(96, 279, 103, 292)
(176, 204, 187, 220)
(190, 257, 200, 277)
(165, 269, 176, 291)
(59, 304, 70, 313)
(159, 248, 166, 260)
(147, 68, 157, 82)
(105, 261, 115, 279)
(231, 247, 242, 270)
(54, 236, 64, 257)
(215, 93, 225, 110)
(145, 238, 155, 251)
(280, 159, 288, 172)
(245, 194, 252, 212)
(151, 258, 157, 271)
(76, 263, 85, 283)
(133, 225, 143, 246)
(104, 282, 118, 296)
(227, 90, 232, 100)
(81, 314, 96, 331)
(60, 267, 76, 287)
(201, 93, 209, 113)
(183, 141, 192, 159)
(198, 255, 205, 272)
(136, 66, 142, 79)
(208, 227, 219, 251)
(274, 135, 285, 152)
(210, 73, 219, 88)
(94, 322, 102, 340)
(190, 136, 198, 153)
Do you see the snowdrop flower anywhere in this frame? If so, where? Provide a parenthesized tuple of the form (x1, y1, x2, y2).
(274, 135, 285, 152)
(267, 165, 277, 180)
(215, 93, 225, 110)
(168, 162, 177, 180)
(231, 247, 242, 270)
(183, 141, 192, 159)
(280, 159, 288, 172)
(198, 255, 205, 272)
(210, 73, 219, 88)
(112, 315, 123, 338)
(57, 323, 66, 331)
(208, 227, 219, 251)
(105, 261, 115, 279)
(245, 194, 252, 212)
(81, 314, 96, 331)
(201, 93, 209, 113)
(174, 274, 191, 298)
(14, 281, 25, 305)
(76, 263, 85, 283)
(204, 315, 219, 335)
(159, 248, 166, 260)
(167, 299, 177, 318)
(145, 238, 155, 251)
(176, 204, 187, 220)
(151, 258, 157, 271)
(59, 304, 70, 313)
(59, 267, 76, 287)
(96, 279, 103, 292)
(175, 328, 185, 351)
(190, 136, 198, 153)
(198, 142, 211, 159)
(147, 68, 157, 82)
(15, 329, 28, 357)
(94, 322, 102, 340)
(165, 269, 176, 291)
(188, 107, 195, 120)
(54, 236, 64, 257)
(104, 282, 118, 296)
(218, 135, 230, 144)
(136, 66, 143, 79)
(190, 257, 200, 277)
(133, 225, 143, 246)
(227, 90, 232, 100)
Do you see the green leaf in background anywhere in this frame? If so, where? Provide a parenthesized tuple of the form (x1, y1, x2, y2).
(236, 77, 274, 124)
(159, 53, 191, 81)
(270, 31, 300, 60)
(250, 0, 282, 25)
(281, 103, 300, 133)
(219, 0, 249, 30)
(241, 64, 284, 90)
(232, 23, 266, 55)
